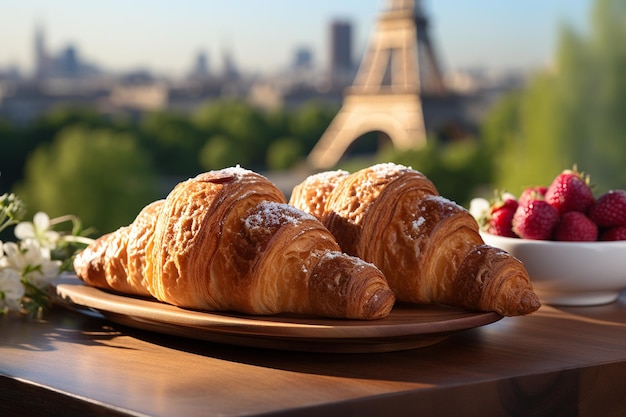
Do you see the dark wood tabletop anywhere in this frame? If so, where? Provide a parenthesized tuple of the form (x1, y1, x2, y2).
(2, 289, 626, 417)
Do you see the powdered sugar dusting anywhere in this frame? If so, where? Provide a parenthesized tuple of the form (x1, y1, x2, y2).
(320, 250, 378, 270)
(369, 162, 430, 179)
(290, 170, 349, 217)
(193, 165, 263, 185)
(305, 170, 349, 184)
(427, 195, 465, 212)
(369, 163, 411, 179)
(244, 201, 316, 230)
(221, 164, 256, 179)
(412, 216, 426, 231)
(351, 164, 421, 206)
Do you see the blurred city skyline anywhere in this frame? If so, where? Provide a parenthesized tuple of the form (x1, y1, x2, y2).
(1, 0, 591, 79)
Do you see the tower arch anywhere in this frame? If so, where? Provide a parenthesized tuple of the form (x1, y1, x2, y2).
(307, 0, 446, 169)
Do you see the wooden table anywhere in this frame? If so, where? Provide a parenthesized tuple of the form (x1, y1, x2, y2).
(2, 289, 626, 417)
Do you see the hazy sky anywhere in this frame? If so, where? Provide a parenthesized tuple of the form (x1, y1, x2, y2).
(0, 0, 591, 77)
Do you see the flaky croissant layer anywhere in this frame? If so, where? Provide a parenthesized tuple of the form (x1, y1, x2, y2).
(74, 166, 395, 320)
(289, 163, 541, 317)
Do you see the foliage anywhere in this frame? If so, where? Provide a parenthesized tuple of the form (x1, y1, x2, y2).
(0, 119, 35, 194)
(0, 198, 93, 318)
(14, 126, 160, 235)
(266, 137, 303, 171)
(29, 106, 109, 145)
(193, 99, 276, 169)
(199, 134, 243, 170)
(139, 111, 205, 175)
(486, 74, 565, 193)
(1, 105, 132, 194)
(487, 0, 626, 196)
(287, 101, 337, 153)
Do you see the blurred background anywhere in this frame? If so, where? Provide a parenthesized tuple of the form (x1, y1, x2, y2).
(1, 0, 624, 236)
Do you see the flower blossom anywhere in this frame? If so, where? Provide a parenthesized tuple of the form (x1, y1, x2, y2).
(15, 212, 60, 250)
(469, 197, 490, 221)
(0, 267, 24, 312)
(0, 240, 61, 289)
(1, 205, 92, 317)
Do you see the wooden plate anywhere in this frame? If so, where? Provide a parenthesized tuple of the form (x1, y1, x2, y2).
(56, 275, 502, 353)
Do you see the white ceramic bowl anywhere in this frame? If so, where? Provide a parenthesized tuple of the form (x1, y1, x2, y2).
(481, 232, 626, 306)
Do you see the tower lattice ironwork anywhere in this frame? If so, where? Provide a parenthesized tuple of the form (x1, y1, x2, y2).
(308, 0, 446, 169)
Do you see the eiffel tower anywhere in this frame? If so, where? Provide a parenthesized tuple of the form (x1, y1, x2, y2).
(307, 0, 446, 169)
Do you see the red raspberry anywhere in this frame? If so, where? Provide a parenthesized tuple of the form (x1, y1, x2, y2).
(545, 168, 595, 215)
(512, 199, 559, 240)
(487, 197, 519, 237)
(588, 190, 626, 227)
(600, 226, 626, 241)
(554, 211, 598, 241)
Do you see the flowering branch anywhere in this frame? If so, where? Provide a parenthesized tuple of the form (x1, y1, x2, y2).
(0, 193, 26, 234)
(0, 192, 94, 318)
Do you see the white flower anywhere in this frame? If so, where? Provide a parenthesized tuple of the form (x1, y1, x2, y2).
(469, 197, 490, 221)
(502, 192, 517, 202)
(0, 240, 61, 289)
(0, 267, 24, 312)
(15, 212, 60, 250)
(1, 241, 25, 270)
(1, 206, 89, 317)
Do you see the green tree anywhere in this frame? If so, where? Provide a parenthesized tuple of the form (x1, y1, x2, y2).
(199, 134, 243, 170)
(487, 73, 564, 193)
(193, 100, 274, 168)
(2, 105, 133, 193)
(266, 137, 303, 170)
(288, 101, 337, 153)
(265, 107, 291, 141)
(0, 119, 31, 193)
(28, 105, 131, 149)
(31, 106, 107, 138)
(15, 126, 160, 235)
(491, 0, 626, 195)
(139, 111, 204, 176)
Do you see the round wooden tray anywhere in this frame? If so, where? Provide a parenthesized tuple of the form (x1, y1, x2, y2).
(56, 275, 502, 353)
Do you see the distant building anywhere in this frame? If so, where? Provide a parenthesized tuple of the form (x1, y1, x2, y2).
(329, 20, 354, 89)
(293, 47, 313, 70)
(330, 21, 352, 72)
(188, 51, 210, 80)
(32, 24, 100, 80)
(34, 24, 52, 79)
(109, 82, 168, 111)
(57, 45, 79, 77)
(221, 49, 240, 80)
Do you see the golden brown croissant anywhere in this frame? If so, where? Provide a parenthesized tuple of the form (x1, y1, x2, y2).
(126, 199, 164, 296)
(289, 169, 349, 220)
(289, 163, 540, 316)
(73, 199, 164, 297)
(74, 167, 395, 320)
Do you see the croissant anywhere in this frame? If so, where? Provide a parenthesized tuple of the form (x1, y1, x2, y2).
(74, 167, 395, 320)
(73, 199, 164, 297)
(289, 169, 349, 220)
(289, 163, 540, 316)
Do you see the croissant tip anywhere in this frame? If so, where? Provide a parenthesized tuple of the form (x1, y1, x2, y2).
(522, 290, 542, 314)
(364, 288, 396, 320)
(497, 289, 542, 317)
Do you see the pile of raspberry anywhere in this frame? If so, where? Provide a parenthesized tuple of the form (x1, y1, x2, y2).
(480, 168, 626, 241)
